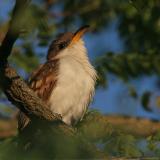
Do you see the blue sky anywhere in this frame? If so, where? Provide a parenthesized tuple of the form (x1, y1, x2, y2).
(85, 25, 160, 120)
(1, 0, 160, 120)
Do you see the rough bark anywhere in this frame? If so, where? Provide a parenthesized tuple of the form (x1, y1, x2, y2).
(0, 0, 62, 124)
(0, 65, 62, 122)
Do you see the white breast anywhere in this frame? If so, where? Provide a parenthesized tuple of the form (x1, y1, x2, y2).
(48, 40, 97, 125)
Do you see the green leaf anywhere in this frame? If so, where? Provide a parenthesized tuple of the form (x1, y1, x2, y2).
(141, 91, 152, 112)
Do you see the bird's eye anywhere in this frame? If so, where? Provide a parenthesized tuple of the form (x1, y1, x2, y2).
(59, 43, 66, 49)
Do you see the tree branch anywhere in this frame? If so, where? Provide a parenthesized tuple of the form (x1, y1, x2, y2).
(1, 114, 160, 139)
(78, 113, 160, 142)
(0, 0, 30, 61)
(0, 65, 62, 122)
(0, 0, 62, 123)
(105, 115, 160, 137)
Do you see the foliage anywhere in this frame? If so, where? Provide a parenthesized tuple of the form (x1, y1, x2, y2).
(95, 52, 160, 87)
(147, 131, 160, 157)
(0, 111, 142, 159)
(78, 111, 142, 157)
(2, 111, 160, 158)
(0, 0, 160, 159)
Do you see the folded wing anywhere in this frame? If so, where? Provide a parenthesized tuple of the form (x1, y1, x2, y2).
(18, 60, 59, 130)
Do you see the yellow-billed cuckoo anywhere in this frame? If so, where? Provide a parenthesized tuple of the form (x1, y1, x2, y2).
(18, 26, 97, 130)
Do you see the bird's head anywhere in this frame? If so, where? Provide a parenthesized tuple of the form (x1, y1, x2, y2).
(47, 26, 90, 60)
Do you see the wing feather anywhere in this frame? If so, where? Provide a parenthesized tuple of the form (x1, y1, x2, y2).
(18, 60, 59, 131)
(29, 60, 59, 101)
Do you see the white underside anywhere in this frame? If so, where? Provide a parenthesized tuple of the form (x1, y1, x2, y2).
(48, 40, 97, 125)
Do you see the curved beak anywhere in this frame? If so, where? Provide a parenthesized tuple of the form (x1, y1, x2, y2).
(70, 25, 90, 45)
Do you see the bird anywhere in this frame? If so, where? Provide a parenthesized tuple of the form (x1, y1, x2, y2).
(18, 26, 97, 130)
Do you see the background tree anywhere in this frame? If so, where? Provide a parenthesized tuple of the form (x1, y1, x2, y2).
(0, 0, 160, 159)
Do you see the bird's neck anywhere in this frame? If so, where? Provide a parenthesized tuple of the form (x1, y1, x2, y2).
(48, 40, 97, 79)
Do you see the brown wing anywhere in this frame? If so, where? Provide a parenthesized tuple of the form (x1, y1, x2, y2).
(29, 60, 59, 101)
(18, 60, 59, 131)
